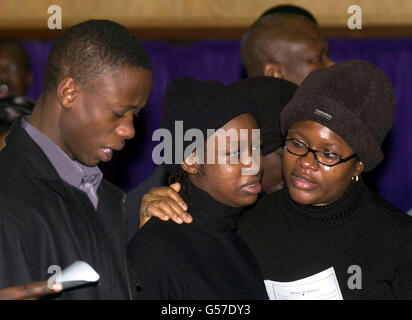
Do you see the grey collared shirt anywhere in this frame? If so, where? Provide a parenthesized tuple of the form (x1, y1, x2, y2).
(21, 116, 103, 209)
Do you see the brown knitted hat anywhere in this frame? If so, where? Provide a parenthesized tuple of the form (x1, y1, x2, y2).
(280, 59, 396, 172)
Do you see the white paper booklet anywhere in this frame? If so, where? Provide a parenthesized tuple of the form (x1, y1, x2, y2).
(264, 267, 343, 300)
(48, 261, 100, 290)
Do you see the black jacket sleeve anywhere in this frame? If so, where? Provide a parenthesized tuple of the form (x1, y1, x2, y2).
(0, 216, 39, 288)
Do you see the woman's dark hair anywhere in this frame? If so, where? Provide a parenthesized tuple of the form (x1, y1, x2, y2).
(0, 95, 34, 134)
(168, 167, 193, 207)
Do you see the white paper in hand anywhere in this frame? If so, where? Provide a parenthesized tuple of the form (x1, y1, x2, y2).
(48, 261, 100, 290)
(264, 267, 343, 300)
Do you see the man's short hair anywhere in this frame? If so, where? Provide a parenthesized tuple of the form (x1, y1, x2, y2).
(259, 4, 318, 24)
(241, 11, 319, 77)
(42, 19, 152, 94)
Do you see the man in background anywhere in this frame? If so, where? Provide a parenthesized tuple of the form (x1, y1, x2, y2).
(241, 5, 334, 84)
(0, 40, 32, 98)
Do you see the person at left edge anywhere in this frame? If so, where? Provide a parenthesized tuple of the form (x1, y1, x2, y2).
(0, 20, 153, 299)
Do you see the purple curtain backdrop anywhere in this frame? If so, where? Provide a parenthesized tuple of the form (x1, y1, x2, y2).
(20, 38, 412, 212)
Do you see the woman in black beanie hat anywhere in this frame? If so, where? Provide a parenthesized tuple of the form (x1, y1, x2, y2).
(238, 59, 412, 299)
(126, 77, 297, 243)
(127, 77, 268, 299)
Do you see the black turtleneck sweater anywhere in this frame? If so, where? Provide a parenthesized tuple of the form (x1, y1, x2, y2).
(127, 183, 268, 300)
(239, 181, 412, 299)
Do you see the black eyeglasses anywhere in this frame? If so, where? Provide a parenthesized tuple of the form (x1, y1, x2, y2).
(284, 138, 356, 167)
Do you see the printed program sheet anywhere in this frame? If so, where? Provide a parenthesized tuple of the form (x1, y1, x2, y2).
(264, 267, 343, 300)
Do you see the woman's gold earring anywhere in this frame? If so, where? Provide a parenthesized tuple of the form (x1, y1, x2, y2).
(352, 175, 359, 183)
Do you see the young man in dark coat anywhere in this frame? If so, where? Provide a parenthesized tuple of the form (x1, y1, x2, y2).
(0, 20, 153, 299)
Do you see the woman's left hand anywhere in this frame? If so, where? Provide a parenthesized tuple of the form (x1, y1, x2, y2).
(139, 182, 192, 228)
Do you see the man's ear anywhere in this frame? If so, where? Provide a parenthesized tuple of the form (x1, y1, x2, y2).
(57, 77, 78, 109)
(181, 152, 201, 175)
(263, 63, 284, 79)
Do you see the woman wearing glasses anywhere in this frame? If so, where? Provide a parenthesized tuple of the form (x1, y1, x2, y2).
(239, 59, 412, 299)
